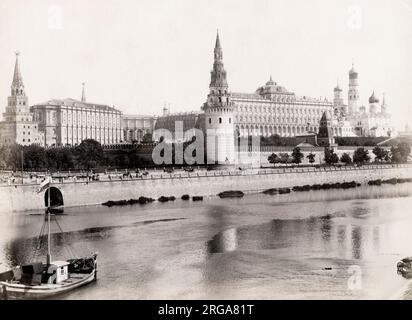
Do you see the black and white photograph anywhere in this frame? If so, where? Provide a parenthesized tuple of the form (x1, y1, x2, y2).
(1, 0, 412, 309)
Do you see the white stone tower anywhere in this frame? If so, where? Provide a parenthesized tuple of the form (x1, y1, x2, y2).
(348, 62, 360, 115)
(203, 31, 235, 165)
(0, 52, 41, 146)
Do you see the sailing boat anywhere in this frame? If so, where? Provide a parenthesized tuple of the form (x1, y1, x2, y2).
(0, 178, 98, 299)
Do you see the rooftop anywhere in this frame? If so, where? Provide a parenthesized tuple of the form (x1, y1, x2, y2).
(33, 98, 122, 113)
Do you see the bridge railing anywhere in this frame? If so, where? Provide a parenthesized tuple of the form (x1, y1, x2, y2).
(1, 163, 411, 187)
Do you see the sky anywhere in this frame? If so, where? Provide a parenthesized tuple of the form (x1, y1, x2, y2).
(0, 0, 411, 130)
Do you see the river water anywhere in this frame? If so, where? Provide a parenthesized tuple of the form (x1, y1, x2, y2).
(1, 183, 412, 300)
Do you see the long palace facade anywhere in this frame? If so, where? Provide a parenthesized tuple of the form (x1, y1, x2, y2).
(32, 98, 122, 147)
(231, 78, 336, 138)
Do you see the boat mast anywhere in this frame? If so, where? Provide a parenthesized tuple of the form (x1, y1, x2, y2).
(46, 177, 51, 265)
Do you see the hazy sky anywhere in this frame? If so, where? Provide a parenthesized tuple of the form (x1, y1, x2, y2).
(0, 0, 411, 129)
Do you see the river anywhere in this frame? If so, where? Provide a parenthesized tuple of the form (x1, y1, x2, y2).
(1, 183, 412, 299)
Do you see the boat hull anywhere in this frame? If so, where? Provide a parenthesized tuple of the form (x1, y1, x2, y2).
(1, 269, 96, 300)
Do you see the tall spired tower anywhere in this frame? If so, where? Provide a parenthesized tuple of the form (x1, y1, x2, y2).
(348, 62, 360, 115)
(6, 52, 29, 115)
(0, 52, 40, 146)
(203, 31, 235, 164)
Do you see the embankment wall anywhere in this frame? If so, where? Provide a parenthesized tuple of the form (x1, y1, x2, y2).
(1, 164, 411, 213)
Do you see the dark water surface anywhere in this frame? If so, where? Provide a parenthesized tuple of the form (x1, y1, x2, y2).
(1, 184, 412, 299)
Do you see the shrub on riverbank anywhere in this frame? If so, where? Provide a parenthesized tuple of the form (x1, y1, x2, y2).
(102, 196, 155, 207)
(292, 181, 359, 192)
(262, 188, 279, 195)
(368, 177, 412, 186)
(278, 188, 291, 194)
(218, 191, 244, 198)
(158, 196, 176, 202)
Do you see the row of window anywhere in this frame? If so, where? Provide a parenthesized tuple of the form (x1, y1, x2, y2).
(12, 88, 24, 94)
(208, 117, 232, 124)
(236, 115, 325, 124)
(234, 105, 330, 115)
(211, 89, 228, 95)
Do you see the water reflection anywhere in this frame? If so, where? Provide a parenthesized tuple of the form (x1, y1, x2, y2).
(208, 228, 237, 253)
(320, 215, 332, 241)
(3, 217, 186, 267)
(351, 227, 362, 260)
(207, 213, 375, 262)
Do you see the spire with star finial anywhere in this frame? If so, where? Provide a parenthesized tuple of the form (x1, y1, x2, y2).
(6, 51, 29, 113)
(210, 30, 228, 89)
(215, 29, 221, 49)
(214, 29, 223, 62)
(11, 51, 25, 96)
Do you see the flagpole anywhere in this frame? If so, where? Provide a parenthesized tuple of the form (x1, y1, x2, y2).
(21, 149, 24, 185)
(46, 177, 51, 266)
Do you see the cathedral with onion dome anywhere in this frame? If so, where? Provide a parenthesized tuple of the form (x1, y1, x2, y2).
(332, 63, 394, 137)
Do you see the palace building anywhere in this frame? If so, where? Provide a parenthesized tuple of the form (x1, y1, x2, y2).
(231, 78, 335, 138)
(122, 114, 156, 143)
(31, 88, 123, 147)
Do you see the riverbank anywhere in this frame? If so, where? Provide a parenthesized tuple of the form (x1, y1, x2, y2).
(0, 164, 411, 213)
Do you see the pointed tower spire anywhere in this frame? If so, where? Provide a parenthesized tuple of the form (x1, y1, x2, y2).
(81, 82, 86, 103)
(210, 30, 227, 88)
(213, 30, 223, 62)
(215, 29, 221, 49)
(11, 51, 25, 96)
(13, 52, 22, 84)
